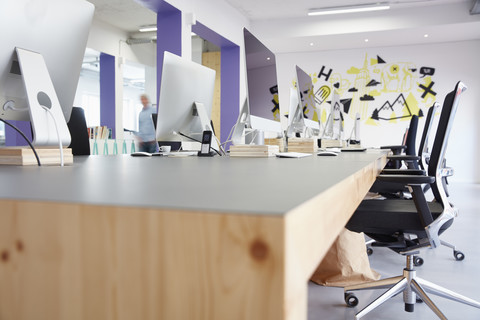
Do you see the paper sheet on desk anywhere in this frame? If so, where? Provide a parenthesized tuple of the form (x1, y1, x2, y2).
(310, 228, 380, 287)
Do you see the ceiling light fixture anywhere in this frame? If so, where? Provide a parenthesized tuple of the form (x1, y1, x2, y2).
(424, 34, 429, 38)
(139, 25, 157, 32)
(309, 42, 314, 46)
(308, 3, 390, 16)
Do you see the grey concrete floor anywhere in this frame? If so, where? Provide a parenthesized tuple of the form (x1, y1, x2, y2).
(308, 183, 480, 320)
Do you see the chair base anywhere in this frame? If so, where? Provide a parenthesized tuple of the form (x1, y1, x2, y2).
(344, 255, 480, 320)
(366, 239, 465, 262)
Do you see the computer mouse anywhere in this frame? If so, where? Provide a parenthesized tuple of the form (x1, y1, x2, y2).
(130, 151, 152, 157)
(317, 151, 338, 156)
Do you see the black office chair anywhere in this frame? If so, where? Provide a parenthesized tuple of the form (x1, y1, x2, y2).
(380, 114, 419, 171)
(368, 102, 464, 262)
(67, 107, 90, 155)
(343, 82, 480, 319)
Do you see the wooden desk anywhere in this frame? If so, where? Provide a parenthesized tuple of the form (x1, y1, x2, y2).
(0, 150, 387, 320)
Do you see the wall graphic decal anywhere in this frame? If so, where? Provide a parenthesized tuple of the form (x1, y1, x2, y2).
(270, 85, 280, 121)
(286, 53, 437, 129)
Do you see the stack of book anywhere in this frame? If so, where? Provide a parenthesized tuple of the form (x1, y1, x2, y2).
(264, 138, 286, 152)
(0, 147, 73, 166)
(88, 126, 112, 140)
(287, 138, 318, 153)
(229, 145, 279, 157)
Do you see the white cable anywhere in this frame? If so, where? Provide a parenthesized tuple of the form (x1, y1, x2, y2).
(41, 106, 64, 166)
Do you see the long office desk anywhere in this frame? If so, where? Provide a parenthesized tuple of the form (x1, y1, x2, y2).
(0, 150, 387, 320)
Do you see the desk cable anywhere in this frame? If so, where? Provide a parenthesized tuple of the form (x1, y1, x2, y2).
(177, 132, 223, 156)
(41, 106, 64, 166)
(0, 117, 41, 166)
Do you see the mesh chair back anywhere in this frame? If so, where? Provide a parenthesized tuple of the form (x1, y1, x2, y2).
(417, 103, 439, 170)
(405, 115, 418, 157)
(428, 82, 467, 203)
(67, 107, 90, 155)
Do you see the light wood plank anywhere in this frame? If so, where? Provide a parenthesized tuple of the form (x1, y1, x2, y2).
(283, 155, 387, 319)
(0, 201, 285, 320)
(202, 52, 221, 138)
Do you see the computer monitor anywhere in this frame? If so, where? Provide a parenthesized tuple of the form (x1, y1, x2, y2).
(155, 51, 218, 150)
(294, 65, 320, 136)
(0, 0, 94, 145)
(243, 28, 282, 134)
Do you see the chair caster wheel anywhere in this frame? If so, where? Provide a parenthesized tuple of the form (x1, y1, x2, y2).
(345, 293, 359, 307)
(413, 256, 424, 266)
(454, 250, 465, 261)
(367, 247, 373, 256)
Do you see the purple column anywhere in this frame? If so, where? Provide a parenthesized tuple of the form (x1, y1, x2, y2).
(100, 52, 116, 139)
(192, 22, 240, 147)
(134, 2, 240, 147)
(156, 3, 182, 108)
(220, 46, 240, 146)
(5, 120, 32, 146)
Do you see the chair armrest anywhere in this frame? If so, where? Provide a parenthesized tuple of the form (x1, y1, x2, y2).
(381, 169, 426, 175)
(387, 155, 421, 161)
(380, 145, 406, 155)
(376, 174, 435, 185)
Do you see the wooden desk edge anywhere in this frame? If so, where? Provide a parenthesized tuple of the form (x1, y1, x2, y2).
(0, 152, 388, 320)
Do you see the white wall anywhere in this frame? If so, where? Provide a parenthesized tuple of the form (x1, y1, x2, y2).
(88, 19, 156, 67)
(276, 40, 480, 183)
(74, 69, 100, 127)
(85, 18, 157, 140)
(85, 0, 250, 140)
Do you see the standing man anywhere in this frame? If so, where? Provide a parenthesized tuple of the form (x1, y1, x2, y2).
(136, 94, 157, 153)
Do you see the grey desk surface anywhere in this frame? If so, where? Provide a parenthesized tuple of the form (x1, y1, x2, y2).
(0, 150, 385, 216)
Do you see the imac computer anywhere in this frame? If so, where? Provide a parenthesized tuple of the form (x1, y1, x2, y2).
(155, 51, 219, 151)
(231, 28, 282, 145)
(0, 0, 94, 146)
(291, 65, 320, 137)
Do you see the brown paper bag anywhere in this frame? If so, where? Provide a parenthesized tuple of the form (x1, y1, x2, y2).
(310, 228, 380, 287)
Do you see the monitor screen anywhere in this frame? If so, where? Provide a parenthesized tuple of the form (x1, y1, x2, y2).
(295, 65, 320, 132)
(243, 28, 281, 133)
(0, 0, 94, 123)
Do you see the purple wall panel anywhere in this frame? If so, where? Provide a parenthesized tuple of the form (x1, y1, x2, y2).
(5, 120, 32, 146)
(220, 46, 240, 145)
(100, 53, 116, 138)
(192, 22, 237, 48)
(156, 5, 182, 108)
(136, 2, 240, 146)
(192, 22, 240, 146)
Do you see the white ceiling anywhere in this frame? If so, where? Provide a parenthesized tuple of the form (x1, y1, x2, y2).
(87, 0, 156, 33)
(86, 0, 480, 52)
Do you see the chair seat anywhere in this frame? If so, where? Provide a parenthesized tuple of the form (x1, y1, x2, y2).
(346, 199, 444, 239)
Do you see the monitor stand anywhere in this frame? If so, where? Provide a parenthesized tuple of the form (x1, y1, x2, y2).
(192, 101, 220, 151)
(231, 99, 250, 145)
(286, 102, 306, 138)
(16, 47, 71, 146)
